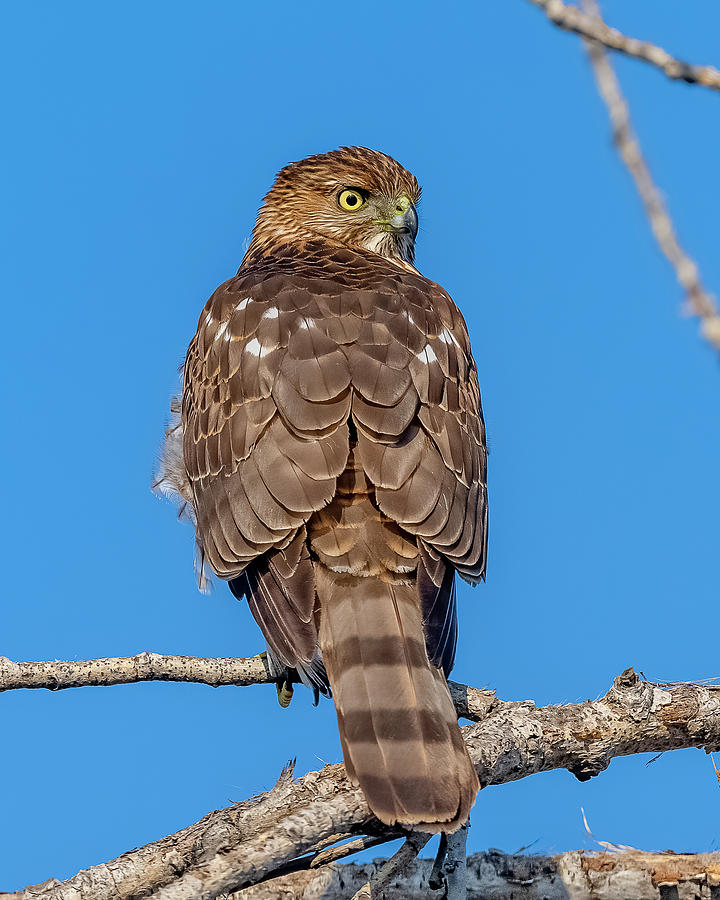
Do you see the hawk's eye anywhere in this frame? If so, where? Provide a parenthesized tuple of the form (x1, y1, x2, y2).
(338, 189, 366, 212)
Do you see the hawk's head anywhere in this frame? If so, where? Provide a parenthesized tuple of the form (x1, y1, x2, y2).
(247, 147, 421, 265)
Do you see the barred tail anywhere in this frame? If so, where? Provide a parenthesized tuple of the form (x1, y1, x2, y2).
(316, 566, 478, 833)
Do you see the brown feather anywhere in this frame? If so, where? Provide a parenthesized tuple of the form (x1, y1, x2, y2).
(316, 566, 477, 832)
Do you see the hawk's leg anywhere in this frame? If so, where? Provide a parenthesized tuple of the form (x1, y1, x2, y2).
(264, 647, 322, 707)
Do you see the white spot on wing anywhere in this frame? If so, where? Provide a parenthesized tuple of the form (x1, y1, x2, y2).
(440, 327, 461, 349)
(214, 320, 228, 342)
(245, 337, 272, 358)
(236, 296, 253, 311)
(262, 306, 279, 320)
(418, 343, 438, 365)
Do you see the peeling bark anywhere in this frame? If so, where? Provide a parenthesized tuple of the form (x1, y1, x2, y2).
(237, 849, 720, 899)
(0, 653, 271, 692)
(4, 669, 719, 900)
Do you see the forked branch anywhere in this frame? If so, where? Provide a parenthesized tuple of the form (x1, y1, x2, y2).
(526, 0, 720, 92)
(578, 0, 720, 353)
(239, 848, 720, 899)
(4, 668, 720, 900)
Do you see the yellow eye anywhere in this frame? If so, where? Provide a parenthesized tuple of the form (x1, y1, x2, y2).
(338, 189, 366, 212)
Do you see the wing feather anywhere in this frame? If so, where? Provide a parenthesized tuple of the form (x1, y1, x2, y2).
(179, 245, 487, 687)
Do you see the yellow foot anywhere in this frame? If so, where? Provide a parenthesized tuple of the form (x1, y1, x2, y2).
(276, 680, 294, 708)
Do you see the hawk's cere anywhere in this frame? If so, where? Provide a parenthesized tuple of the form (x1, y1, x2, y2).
(156, 147, 488, 832)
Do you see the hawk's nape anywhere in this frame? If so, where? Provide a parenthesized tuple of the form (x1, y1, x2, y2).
(156, 147, 487, 832)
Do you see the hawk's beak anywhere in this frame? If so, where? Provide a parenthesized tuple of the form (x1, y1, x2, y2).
(390, 197, 417, 240)
(375, 196, 418, 240)
(389, 201, 418, 240)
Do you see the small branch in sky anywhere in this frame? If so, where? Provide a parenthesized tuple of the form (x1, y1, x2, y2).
(0, 652, 272, 692)
(525, 0, 720, 93)
(579, 0, 720, 354)
(0, 652, 499, 721)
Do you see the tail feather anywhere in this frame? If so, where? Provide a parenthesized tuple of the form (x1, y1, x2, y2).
(316, 566, 478, 833)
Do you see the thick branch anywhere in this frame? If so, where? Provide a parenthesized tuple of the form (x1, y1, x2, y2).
(526, 0, 720, 93)
(6, 668, 720, 900)
(239, 849, 720, 899)
(578, 3, 720, 354)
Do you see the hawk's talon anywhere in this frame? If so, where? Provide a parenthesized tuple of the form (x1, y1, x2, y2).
(276, 680, 294, 708)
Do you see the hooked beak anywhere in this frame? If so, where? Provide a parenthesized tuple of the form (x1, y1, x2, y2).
(389, 201, 418, 240)
(374, 195, 418, 240)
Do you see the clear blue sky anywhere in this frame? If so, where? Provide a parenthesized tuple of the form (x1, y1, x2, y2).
(2, 1, 719, 888)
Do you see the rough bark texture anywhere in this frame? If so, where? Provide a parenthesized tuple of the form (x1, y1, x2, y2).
(0, 653, 271, 692)
(4, 669, 720, 900)
(0, 762, 374, 900)
(237, 850, 720, 899)
(348, 834, 431, 900)
(0, 653, 497, 718)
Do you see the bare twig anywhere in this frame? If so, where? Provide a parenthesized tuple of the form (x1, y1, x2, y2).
(0, 653, 498, 722)
(526, 0, 720, 93)
(349, 833, 432, 900)
(578, 0, 720, 353)
(310, 834, 400, 869)
(7, 668, 720, 900)
(0, 652, 272, 692)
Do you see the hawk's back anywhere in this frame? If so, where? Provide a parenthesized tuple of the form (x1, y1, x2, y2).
(171, 239, 487, 831)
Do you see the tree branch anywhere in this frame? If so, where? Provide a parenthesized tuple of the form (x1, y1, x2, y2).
(0, 653, 272, 692)
(0, 653, 499, 721)
(238, 849, 720, 899)
(578, 1, 720, 354)
(5, 668, 720, 900)
(525, 0, 720, 93)
(349, 833, 432, 900)
(443, 823, 469, 900)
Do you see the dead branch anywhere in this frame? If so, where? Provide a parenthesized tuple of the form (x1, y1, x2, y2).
(238, 849, 720, 899)
(349, 834, 432, 900)
(5, 668, 720, 900)
(526, 0, 720, 93)
(578, 0, 720, 354)
(0, 653, 498, 722)
(0, 653, 272, 692)
(443, 824, 469, 900)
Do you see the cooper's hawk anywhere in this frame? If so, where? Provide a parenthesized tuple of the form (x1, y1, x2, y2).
(156, 147, 487, 832)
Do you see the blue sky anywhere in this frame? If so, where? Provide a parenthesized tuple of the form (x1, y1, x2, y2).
(2, 0, 719, 888)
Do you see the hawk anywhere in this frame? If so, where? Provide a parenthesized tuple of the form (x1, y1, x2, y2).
(156, 147, 487, 833)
